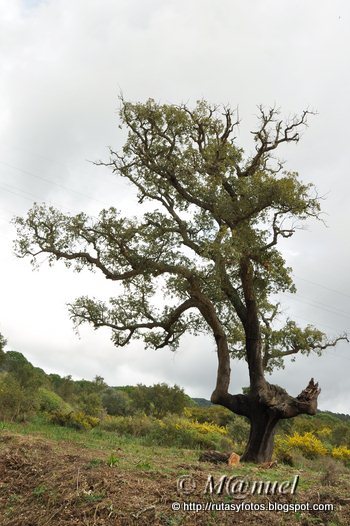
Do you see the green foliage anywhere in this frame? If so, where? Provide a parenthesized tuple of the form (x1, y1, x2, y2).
(129, 383, 187, 418)
(37, 387, 72, 414)
(99, 414, 155, 436)
(1, 351, 47, 390)
(49, 374, 75, 403)
(185, 405, 235, 427)
(0, 332, 6, 367)
(107, 452, 120, 467)
(98, 413, 232, 450)
(12, 99, 327, 370)
(147, 415, 233, 450)
(2, 345, 350, 465)
(331, 423, 350, 447)
(227, 416, 251, 445)
(191, 398, 212, 407)
(12, 99, 348, 464)
(0, 373, 38, 422)
(102, 388, 134, 416)
(33, 485, 47, 498)
(260, 317, 335, 373)
(187, 398, 250, 446)
(77, 391, 104, 417)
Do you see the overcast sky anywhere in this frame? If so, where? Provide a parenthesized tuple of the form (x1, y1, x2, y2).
(0, 0, 349, 412)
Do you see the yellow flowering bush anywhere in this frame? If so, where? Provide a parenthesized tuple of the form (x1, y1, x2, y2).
(98, 414, 231, 449)
(50, 410, 99, 431)
(184, 405, 235, 427)
(332, 446, 350, 464)
(287, 432, 328, 457)
(153, 416, 232, 449)
(174, 419, 228, 436)
(275, 431, 328, 464)
(316, 427, 332, 439)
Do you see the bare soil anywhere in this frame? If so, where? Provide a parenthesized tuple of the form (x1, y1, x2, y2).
(0, 432, 349, 525)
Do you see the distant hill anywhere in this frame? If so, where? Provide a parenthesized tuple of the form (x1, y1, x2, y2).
(192, 397, 212, 407)
(1, 350, 350, 423)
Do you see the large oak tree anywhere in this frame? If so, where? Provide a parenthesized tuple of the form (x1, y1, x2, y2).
(13, 98, 347, 462)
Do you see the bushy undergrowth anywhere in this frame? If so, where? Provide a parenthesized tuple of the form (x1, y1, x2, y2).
(275, 432, 328, 464)
(50, 410, 100, 431)
(332, 445, 350, 465)
(1, 346, 350, 460)
(38, 387, 72, 414)
(99, 415, 154, 436)
(184, 406, 235, 427)
(99, 414, 233, 450)
(274, 430, 350, 468)
(0, 373, 38, 421)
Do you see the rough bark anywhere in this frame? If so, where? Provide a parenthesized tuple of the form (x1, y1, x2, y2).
(212, 377, 321, 463)
(240, 405, 280, 463)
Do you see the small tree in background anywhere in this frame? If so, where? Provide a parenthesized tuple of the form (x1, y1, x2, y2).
(102, 388, 133, 416)
(130, 383, 187, 418)
(13, 98, 348, 462)
(0, 333, 6, 368)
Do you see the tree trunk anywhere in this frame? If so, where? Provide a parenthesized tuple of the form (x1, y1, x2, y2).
(240, 404, 280, 463)
(209, 259, 322, 464)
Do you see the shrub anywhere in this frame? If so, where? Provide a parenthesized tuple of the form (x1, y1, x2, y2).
(130, 383, 187, 418)
(145, 416, 233, 450)
(0, 373, 38, 421)
(316, 426, 332, 439)
(102, 389, 133, 416)
(99, 415, 155, 436)
(274, 436, 295, 465)
(332, 446, 350, 465)
(77, 392, 104, 417)
(287, 432, 328, 458)
(318, 457, 347, 486)
(99, 414, 233, 450)
(185, 406, 235, 427)
(227, 416, 250, 445)
(275, 431, 327, 464)
(50, 410, 99, 431)
(331, 424, 350, 447)
(38, 387, 72, 414)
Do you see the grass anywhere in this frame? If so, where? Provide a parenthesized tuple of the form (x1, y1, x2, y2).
(1, 418, 350, 525)
(0, 417, 336, 489)
(0, 417, 200, 475)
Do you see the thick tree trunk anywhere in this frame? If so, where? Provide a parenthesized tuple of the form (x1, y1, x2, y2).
(240, 404, 280, 463)
(212, 379, 321, 464)
(208, 258, 322, 464)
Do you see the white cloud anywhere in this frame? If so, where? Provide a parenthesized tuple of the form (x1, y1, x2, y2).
(0, 0, 349, 411)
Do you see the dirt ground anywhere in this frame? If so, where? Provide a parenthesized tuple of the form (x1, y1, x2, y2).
(0, 432, 349, 526)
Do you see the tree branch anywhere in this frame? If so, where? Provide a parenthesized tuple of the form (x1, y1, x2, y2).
(238, 107, 315, 178)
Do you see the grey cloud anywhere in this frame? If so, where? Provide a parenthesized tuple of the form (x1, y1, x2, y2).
(0, 0, 349, 411)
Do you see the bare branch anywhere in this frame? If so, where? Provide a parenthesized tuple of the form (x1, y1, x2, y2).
(238, 107, 316, 178)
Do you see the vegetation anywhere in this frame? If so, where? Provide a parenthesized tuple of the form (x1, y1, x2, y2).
(1, 339, 350, 523)
(13, 98, 348, 463)
(1, 426, 348, 526)
(1, 344, 350, 468)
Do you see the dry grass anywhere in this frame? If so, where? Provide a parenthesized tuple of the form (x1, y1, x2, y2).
(0, 430, 349, 525)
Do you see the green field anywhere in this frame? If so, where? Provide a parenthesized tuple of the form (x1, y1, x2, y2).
(1, 420, 350, 526)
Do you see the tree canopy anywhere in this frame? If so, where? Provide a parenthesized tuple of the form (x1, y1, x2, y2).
(13, 98, 348, 462)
